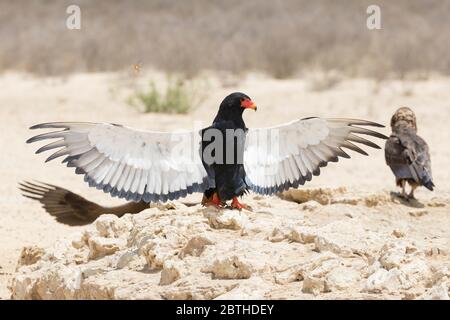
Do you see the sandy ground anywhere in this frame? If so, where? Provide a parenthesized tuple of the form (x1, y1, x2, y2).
(1, 71, 449, 299)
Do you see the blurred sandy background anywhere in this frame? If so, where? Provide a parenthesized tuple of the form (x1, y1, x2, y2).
(0, 1, 449, 299)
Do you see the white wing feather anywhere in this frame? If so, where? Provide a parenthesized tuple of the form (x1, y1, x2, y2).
(28, 122, 210, 202)
(244, 118, 386, 194)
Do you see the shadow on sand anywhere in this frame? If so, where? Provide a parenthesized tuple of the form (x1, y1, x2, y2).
(389, 191, 425, 208)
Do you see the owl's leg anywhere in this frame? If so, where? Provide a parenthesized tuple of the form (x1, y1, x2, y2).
(408, 184, 417, 200)
(400, 180, 407, 198)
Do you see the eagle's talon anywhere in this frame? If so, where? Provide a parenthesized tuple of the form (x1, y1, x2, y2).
(230, 197, 252, 211)
(202, 192, 224, 208)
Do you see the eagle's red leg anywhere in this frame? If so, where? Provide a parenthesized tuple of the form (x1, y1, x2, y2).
(230, 197, 251, 211)
(202, 192, 223, 208)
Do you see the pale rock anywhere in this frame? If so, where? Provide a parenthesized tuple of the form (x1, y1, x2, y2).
(288, 226, 317, 244)
(326, 266, 361, 291)
(215, 277, 270, 300)
(160, 259, 187, 285)
(426, 247, 446, 257)
(301, 254, 360, 293)
(282, 187, 346, 205)
(88, 236, 126, 260)
(363, 261, 382, 278)
(428, 266, 449, 287)
(136, 224, 188, 270)
(274, 268, 304, 285)
(17, 246, 45, 269)
(300, 200, 322, 211)
(179, 235, 214, 258)
(161, 277, 238, 300)
(114, 250, 141, 269)
(149, 201, 180, 210)
(139, 240, 172, 270)
(267, 225, 317, 244)
(9, 198, 446, 300)
(399, 258, 430, 288)
(364, 268, 408, 293)
(392, 229, 406, 238)
(10, 264, 82, 299)
(279, 253, 341, 288)
(314, 221, 384, 258)
(302, 276, 326, 295)
(401, 287, 425, 300)
(408, 209, 429, 217)
(379, 243, 407, 270)
(94, 214, 132, 238)
(71, 232, 87, 249)
(203, 255, 254, 280)
(203, 208, 248, 230)
(308, 258, 341, 278)
(421, 282, 449, 300)
(268, 227, 288, 242)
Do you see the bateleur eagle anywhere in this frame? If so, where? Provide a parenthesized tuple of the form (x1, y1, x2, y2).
(26, 92, 387, 214)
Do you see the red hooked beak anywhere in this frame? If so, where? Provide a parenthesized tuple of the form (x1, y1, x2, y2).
(241, 98, 257, 111)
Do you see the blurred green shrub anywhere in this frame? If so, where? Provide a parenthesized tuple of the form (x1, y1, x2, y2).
(128, 77, 193, 114)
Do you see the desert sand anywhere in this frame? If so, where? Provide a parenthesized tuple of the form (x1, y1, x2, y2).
(1, 71, 449, 299)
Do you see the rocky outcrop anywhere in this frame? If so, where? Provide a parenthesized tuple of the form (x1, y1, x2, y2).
(9, 189, 450, 300)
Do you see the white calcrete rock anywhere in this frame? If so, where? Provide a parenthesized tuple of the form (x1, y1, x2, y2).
(379, 242, 408, 270)
(88, 236, 126, 260)
(325, 266, 361, 291)
(421, 282, 449, 300)
(94, 214, 133, 238)
(314, 221, 385, 258)
(364, 268, 409, 294)
(160, 259, 188, 285)
(17, 246, 45, 269)
(215, 277, 271, 300)
(160, 276, 238, 300)
(203, 207, 249, 230)
(9, 194, 447, 300)
(179, 235, 214, 258)
(203, 255, 254, 280)
(267, 225, 317, 244)
(302, 275, 327, 295)
(10, 263, 82, 300)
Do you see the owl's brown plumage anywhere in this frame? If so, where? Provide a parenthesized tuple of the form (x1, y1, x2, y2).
(385, 107, 434, 199)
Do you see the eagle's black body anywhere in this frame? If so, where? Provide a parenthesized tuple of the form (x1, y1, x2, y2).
(201, 92, 250, 201)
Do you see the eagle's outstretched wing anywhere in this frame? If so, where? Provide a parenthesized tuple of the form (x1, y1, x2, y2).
(244, 118, 387, 195)
(27, 123, 211, 202)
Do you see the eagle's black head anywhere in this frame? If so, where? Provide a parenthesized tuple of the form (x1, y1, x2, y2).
(214, 92, 257, 127)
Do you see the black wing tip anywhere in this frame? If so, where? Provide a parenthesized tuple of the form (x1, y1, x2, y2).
(369, 122, 385, 128)
(29, 123, 57, 130)
(29, 122, 73, 130)
(424, 180, 435, 191)
(29, 124, 43, 130)
(26, 137, 37, 144)
(351, 120, 385, 128)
